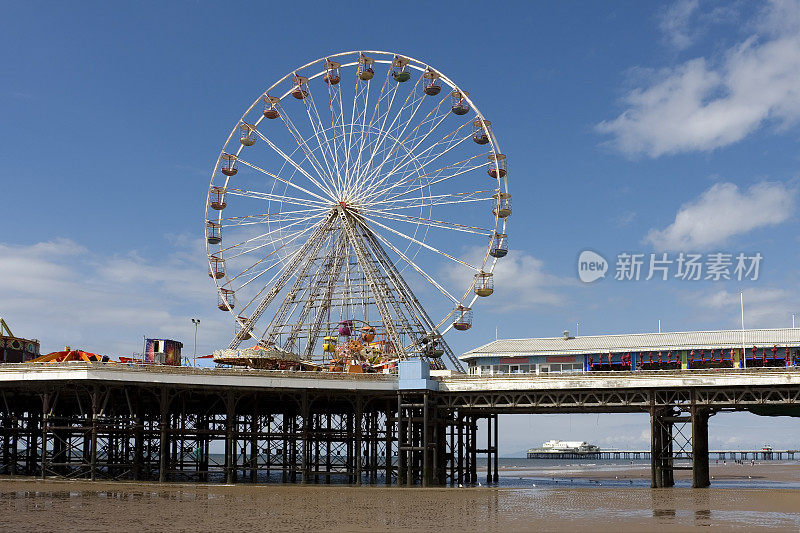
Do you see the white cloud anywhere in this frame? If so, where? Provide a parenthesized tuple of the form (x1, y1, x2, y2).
(0, 238, 231, 357)
(598, 1, 800, 157)
(645, 181, 794, 250)
(660, 0, 700, 50)
(443, 249, 572, 312)
(683, 287, 794, 328)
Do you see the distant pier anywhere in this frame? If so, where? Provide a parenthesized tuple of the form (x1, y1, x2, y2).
(526, 450, 799, 460)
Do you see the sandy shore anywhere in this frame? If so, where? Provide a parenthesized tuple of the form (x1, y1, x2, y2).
(1, 477, 799, 532)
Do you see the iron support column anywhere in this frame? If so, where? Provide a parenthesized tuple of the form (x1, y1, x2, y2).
(90, 390, 99, 481)
(692, 407, 710, 488)
(225, 391, 235, 484)
(158, 388, 168, 483)
(493, 413, 499, 484)
(650, 407, 674, 488)
(486, 415, 492, 485)
(40, 393, 49, 479)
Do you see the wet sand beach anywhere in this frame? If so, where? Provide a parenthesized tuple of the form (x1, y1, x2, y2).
(1, 472, 799, 532)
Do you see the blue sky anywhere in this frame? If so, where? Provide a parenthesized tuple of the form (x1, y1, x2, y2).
(3, 1, 800, 452)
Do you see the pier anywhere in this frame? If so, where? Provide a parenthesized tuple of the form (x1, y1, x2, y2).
(526, 450, 798, 460)
(0, 363, 798, 488)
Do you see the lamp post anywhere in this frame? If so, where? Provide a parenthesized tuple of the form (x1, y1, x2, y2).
(740, 291, 746, 369)
(191, 319, 200, 367)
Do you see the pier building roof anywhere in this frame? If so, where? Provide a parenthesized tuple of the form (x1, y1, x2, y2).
(460, 328, 800, 361)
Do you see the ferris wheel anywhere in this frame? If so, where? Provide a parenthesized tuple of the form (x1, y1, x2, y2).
(205, 50, 511, 372)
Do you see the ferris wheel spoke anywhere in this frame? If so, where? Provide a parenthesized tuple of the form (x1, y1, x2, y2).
(343, 73, 369, 194)
(218, 214, 322, 257)
(231, 215, 337, 342)
(358, 213, 479, 271)
(350, 75, 424, 194)
(367, 227, 460, 304)
(354, 88, 429, 192)
(274, 101, 339, 192)
(357, 121, 473, 203)
(366, 210, 494, 236)
(223, 222, 322, 266)
(220, 213, 324, 228)
(327, 77, 349, 196)
(351, 70, 398, 194)
(369, 189, 497, 211)
(366, 107, 458, 184)
(347, 78, 376, 197)
(373, 197, 496, 214)
(235, 255, 306, 316)
(377, 126, 475, 191)
(378, 169, 489, 207)
(371, 156, 490, 205)
(227, 218, 327, 298)
(227, 189, 329, 209)
(357, 90, 450, 194)
(220, 206, 328, 224)
(245, 129, 337, 201)
(302, 89, 343, 196)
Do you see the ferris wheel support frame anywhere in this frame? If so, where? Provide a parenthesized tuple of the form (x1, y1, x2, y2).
(356, 215, 462, 371)
(260, 221, 337, 348)
(284, 239, 348, 354)
(337, 206, 406, 359)
(227, 214, 336, 349)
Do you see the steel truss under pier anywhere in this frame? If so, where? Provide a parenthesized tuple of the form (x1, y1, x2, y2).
(1, 366, 798, 487)
(0, 385, 398, 484)
(0, 380, 499, 487)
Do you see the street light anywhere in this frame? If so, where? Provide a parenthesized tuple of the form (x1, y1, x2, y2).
(191, 319, 200, 367)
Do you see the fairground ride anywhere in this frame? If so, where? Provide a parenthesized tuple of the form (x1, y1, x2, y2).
(206, 51, 511, 373)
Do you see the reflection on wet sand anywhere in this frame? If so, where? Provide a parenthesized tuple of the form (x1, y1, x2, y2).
(1, 479, 799, 532)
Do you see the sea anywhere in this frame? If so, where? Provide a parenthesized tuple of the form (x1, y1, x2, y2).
(190, 454, 800, 489)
